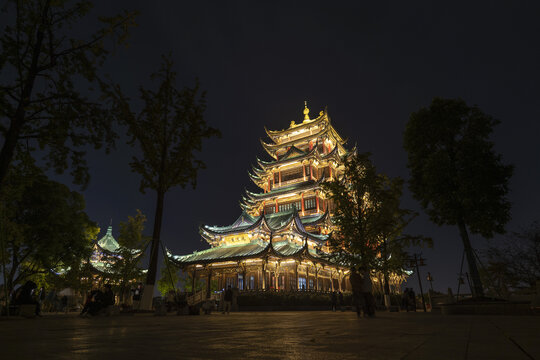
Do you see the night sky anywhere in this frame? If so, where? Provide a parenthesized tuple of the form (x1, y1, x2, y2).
(51, 1, 540, 293)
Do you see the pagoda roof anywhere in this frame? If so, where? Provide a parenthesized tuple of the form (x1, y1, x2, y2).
(200, 208, 329, 244)
(264, 108, 329, 142)
(260, 116, 347, 159)
(97, 226, 120, 253)
(256, 143, 345, 170)
(168, 237, 329, 266)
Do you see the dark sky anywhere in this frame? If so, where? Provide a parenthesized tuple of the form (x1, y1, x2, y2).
(54, 1, 540, 293)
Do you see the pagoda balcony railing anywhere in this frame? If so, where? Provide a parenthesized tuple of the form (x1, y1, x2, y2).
(275, 176, 308, 188)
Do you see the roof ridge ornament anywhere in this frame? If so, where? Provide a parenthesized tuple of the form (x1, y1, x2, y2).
(303, 100, 310, 122)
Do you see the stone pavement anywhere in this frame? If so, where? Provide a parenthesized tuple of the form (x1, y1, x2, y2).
(0, 311, 538, 360)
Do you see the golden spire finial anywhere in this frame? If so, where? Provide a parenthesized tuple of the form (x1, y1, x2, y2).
(303, 100, 310, 121)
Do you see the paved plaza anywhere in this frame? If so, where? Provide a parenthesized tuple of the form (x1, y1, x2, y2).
(0, 311, 538, 359)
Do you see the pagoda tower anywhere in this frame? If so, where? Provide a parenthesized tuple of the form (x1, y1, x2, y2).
(169, 104, 356, 297)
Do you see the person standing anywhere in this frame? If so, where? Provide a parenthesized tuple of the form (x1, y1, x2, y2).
(223, 285, 233, 314)
(359, 267, 375, 317)
(331, 291, 337, 312)
(349, 267, 363, 318)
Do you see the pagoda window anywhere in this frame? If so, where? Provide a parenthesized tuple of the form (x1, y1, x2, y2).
(238, 274, 244, 290)
(299, 277, 307, 290)
(265, 205, 275, 214)
(273, 173, 279, 184)
(281, 167, 303, 183)
(304, 197, 316, 210)
(278, 200, 302, 213)
(250, 276, 255, 290)
(309, 278, 314, 290)
(320, 166, 330, 179)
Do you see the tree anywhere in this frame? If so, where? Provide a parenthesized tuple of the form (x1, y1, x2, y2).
(482, 222, 540, 297)
(403, 97, 513, 297)
(321, 153, 428, 292)
(109, 55, 220, 308)
(107, 210, 150, 303)
(0, 0, 136, 190)
(0, 157, 98, 297)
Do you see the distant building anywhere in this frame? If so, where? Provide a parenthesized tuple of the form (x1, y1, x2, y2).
(88, 225, 144, 284)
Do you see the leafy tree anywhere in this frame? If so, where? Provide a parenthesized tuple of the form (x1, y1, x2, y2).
(321, 153, 428, 293)
(403, 97, 513, 297)
(0, 0, 136, 190)
(106, 210, 150, 302)
(157, 260, 180, 296)
(0, 158, 97, 297)
(109, 55, 220, 308)
(482, 222, 540, 296)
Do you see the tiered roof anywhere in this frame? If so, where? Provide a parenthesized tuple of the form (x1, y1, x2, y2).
(260, 108, 347, 158)
(169, 104, 348, 266)
(169, 237, 328, 266)
(200, 209, 330, 246)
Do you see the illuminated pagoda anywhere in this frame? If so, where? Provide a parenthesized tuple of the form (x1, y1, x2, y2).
(89, 225, 122, 274)
(169, 103, 357, 296)
(89, 225, 144, 282)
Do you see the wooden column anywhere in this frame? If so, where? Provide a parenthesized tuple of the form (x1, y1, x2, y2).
(275, 199, 278, 213)
(206, 268, 212, 299)
(303, 164, 306, 181)
(301, 193, 305, 216)
(316, 196, 320, 213)
(262, 260, 267, 290)
(191, 267, 197, 295)
(279, 170, 282, 187)
(330, 270, 334, 291)
(338, 271, 342, 292)
(310, 165, 314, 180)
(295, 261, 299, 291)
(306, 264, 310, 290)
(315, 265, 319, 292)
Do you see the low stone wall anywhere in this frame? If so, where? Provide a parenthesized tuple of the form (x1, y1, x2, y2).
(239, 305, 335, 311)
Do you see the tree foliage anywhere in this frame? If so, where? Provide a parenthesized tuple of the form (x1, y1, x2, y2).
(321, 153, 428, 276)
(0, 157, 97, 295)
(108, 55, 220, 298)
(0, 0, 136, 189)
(157, 259, 180, 296)
(106, 210, 150, 299)
(403, 97, 513, 297)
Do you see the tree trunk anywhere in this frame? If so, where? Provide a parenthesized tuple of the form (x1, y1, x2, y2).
(140, 189, 165, 309)
(457, 219, 484, 297)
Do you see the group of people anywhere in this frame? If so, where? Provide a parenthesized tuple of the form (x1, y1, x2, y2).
(80, 284, 115, 317)
(401, 287, 417, 312)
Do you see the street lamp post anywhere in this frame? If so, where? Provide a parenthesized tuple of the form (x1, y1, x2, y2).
(426, 272, 434, 292)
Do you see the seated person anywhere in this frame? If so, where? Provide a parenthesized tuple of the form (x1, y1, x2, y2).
(13, 280, 40, 316)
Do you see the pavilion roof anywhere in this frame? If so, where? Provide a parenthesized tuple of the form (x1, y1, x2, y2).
(168, 237, 329, 266)
(97, 226, 120, 252)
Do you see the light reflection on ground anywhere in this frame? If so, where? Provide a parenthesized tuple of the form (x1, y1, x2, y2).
(1, 311, 538, 359)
